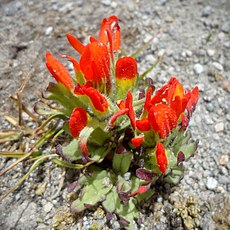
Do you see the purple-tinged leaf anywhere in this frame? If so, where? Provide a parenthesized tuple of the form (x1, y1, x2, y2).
(119, 216, 130, 226)
(56, 144, 68, 161)
(177, 151, 185, 167)
(67, 181, 77, 193)
(136, 168, 155, 181)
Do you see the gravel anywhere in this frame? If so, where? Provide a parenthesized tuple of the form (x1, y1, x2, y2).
(193, 63, 204, 75)
(1, 0, 230, 229)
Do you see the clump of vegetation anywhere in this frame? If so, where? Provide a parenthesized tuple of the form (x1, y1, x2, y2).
(0, 16, 199, 229)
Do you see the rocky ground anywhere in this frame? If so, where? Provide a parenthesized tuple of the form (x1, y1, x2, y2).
(0, 0, 230, 229)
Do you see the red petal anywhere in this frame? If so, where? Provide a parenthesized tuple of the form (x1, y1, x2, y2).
(144, 87, 153, 112)
(131, 136, 144, 147)
(149, 77, 184, 106)
(79, 140, 89, 161)
(60, 54, 82, 75)
(129, 183, 151, 197)
(156, 142, 168, 173)
(74, 84, 108, 113)
(69, 108, 88, 138)
(186, 86, 199, 116)
(167, 77, 184, 102)
(170, 96, 183, 118)
(98, 15, 120, 52)
(148, 104, 178, 139)
(125, 91, 136, 129)
(46, 52, 73, 90)
(116, 100, 125, 109)
(80, 42, 110, 85)
(66, 34, 85, 54)
(115, 56, 137, 80)
(181, 113, 189, 128)
(136, 118, 151, 131)
(149, 84, 169, 105)
(109, 108, 129, 128)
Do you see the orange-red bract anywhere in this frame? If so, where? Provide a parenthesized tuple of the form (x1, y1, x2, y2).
(115, 56, 137, 80)
(131, 136, 144, 147)
(186, 86, 199, 117)
(155, 142, 168, 173)
(66, 34, 85, 54)
(98, 15, 120, 52)
(148, 104, 178, 139)
(46, 52, 74, 90)
(74, 84, 108, 113)
(69, 108, 88, 138)
(136, 118, 151, 132)
(79, 42, 111, 86)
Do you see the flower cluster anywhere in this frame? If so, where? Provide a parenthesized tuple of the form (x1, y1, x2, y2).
(44, 15, 199, 226)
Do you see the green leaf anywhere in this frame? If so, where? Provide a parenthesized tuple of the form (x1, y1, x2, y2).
(164, 168, 184, 185)
(112, 152, 133, 174)
(89, 127, 110, 145)
(71, 168, 114, 212)
(90, 146, 112, 162)
(116, 198, 138, 229)
(46, 83, 86, 116)
(62, 139, 82, 162)
(102, 187, 118, 213)
(177, 141, 197, 159)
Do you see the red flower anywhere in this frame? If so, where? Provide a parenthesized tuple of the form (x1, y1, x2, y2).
(186, 86, 199, 117)
(109, 91, 136, 129)
(136, 117, 151, 132)
(115, 56, 137, 80)
(143, 87, 153, 113)
(80, 42, 111, 87)
(69, 108, 88, 138)
(46, 52, 73, 90)
(131, 136, 144, 147)
(142, 77, 199, 139)
(74, 83, 108, 113)
(148, 104, 178, 139)
(149, 77, 184, 106)
(155, 142, 168, 173)
(115, 56, 138, 99)
(129, 183, 151, 197)
(98, 15, 120, 53)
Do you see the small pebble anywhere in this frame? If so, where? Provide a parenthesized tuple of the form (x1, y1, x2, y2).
(206, 177, 218, 190)
(214, 122, 224, 132)
(202, 6, 212, 17)
(212, 62, 223, 71)
(207, 49, 215, 57)
(194, 63, 204, 74)
(219, 155, 229, 165)
(221, 21, 230, 33)
(44, 202, 53, 213)
(101, 0, 111, 6)
(45, 26, 53, 36)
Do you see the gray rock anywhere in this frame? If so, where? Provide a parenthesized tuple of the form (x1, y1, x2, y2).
(215, 122, 224, 132)
(206, 177, 218, 190)
(101, 0, 111, 6)
(159, 0, 168, 6)
(194, 63, 204, 74)
(221, 21, 230, 33)
(207, 49, 215, 57)
(202, 6, 212, 17)
(212, 62, 223, 71)
(204, 116, 214, 125)
(206, 103, 214, 112)
(43, 202, 53, 213)
(45, 26, 53, 36)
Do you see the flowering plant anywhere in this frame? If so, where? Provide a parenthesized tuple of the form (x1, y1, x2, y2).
(1, 16, 199, 228)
